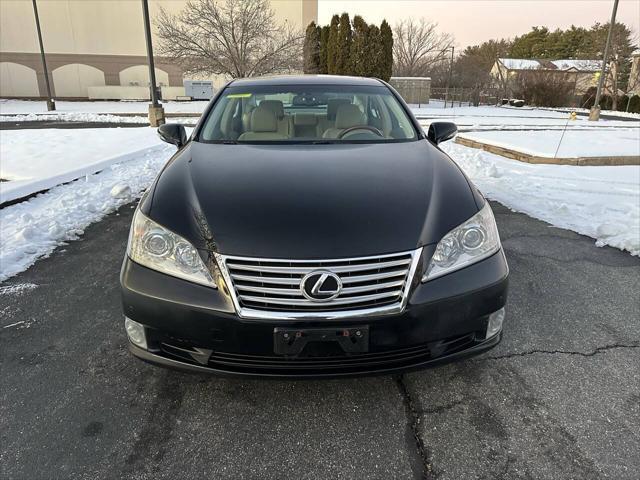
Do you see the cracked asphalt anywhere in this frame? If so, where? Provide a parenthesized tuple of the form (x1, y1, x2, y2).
(1, 201, 638, 479)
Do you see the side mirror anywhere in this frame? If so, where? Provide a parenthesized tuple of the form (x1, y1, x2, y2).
(157, 123, 187, 148)
(427, 122, 457, 145)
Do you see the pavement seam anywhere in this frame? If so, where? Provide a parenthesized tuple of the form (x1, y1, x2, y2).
(482, 342, 640, 361)
(394, 374, 434, 480)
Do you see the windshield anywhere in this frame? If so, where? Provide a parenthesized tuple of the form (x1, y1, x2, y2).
(198, 84, 418, 143)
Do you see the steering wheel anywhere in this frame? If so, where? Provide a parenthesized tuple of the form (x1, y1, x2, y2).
(337, 125, 384, 139)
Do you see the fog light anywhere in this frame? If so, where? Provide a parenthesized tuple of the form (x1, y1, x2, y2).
(486, 308, 505, 339)
(125, 317, 147, 349)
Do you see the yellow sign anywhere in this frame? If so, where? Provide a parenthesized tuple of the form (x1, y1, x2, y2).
(227, 93, 252, 98)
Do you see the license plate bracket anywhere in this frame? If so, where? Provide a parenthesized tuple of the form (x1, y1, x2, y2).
(273, 326, 369, 356)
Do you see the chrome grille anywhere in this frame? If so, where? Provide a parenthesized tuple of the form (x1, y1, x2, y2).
(216, 249, 422, 320)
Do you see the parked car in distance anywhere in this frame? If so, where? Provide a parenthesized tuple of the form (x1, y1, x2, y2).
(121, 75, 508, 378)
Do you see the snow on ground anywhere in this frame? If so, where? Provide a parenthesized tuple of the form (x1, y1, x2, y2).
(412, 100, 570, 117)
(413, 101, 639, 130)
(2, 98, 637, 128)
(441, 141, 640, 256)
(0, 127, 165, 203)
(457, 129, 640, 158)
(0, 143, 175, 282)
(544, 106, 640, 120)
(0, 112, 150, 124)
(0, 99, 208, 115)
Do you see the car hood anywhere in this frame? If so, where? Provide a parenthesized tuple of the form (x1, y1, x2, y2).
(147, 141, 480, 258)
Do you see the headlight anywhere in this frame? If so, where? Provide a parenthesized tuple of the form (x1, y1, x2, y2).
(423, 202, 501, 282)
(127, 209, 218, 288)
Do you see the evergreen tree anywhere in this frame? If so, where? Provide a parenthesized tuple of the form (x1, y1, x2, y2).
(556, 25, 589, 59)
(543, 29, 564, 59)
(335, 13, 353, 75)
(367, 24, 382, 78)
(303, 22, 321, 74)
(379, 20, 393, 81)
(586, 22, 634, 109)
(327, 15, 340, 74)
(350, 16, 369, 76)
(319, 25, 330, 74)
(509, 27, 550, 58)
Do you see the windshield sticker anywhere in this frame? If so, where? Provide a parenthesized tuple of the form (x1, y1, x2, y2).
(227, 93, 252, 98)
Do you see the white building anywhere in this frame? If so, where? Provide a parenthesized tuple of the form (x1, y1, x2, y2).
(0, 0, 317, 100)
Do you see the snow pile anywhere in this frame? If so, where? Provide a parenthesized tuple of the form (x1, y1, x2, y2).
(0, 144, 175, 282)
(0, 127, 166, 203)
(0, 112, 149, 124)
(441, 142, 640, 255)
(457, 129, 640, 158)
(0, 283, 38, 296)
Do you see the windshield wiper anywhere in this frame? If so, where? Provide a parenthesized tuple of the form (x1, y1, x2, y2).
(221, 140, 237, 145)
(311, 140, 338, 144)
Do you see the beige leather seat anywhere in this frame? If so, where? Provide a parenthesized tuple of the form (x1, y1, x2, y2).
(317, 98, 351, 136)
(241, 105, 254, 132)
(238, 106, 289, 141)
(322, 104, 366, 139)
(258, 100, 292, 137)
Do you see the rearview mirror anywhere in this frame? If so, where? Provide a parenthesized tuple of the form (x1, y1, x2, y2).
(157, 123, 187, 148)
(427, 122, 458, 145)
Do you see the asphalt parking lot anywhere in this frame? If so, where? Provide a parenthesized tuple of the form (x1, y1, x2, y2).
(1, 201, 638, 480)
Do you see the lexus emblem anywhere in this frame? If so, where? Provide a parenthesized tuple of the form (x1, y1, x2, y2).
(300, 270, 342, 302)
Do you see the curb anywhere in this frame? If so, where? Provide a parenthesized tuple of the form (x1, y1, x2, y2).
(454, 136, 640, 166)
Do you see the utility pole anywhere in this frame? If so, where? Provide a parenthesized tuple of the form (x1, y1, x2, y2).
(444, 46, 454, 108)
(32, 0, 55, 111)
(589, 0, 619, 121)
(141, 0, 165, 126)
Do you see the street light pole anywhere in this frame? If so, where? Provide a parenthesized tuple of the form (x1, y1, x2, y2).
(141, 0, 165, 126)
(444, 46, 454, 109)
(589, 0, 619, 121)
(32, 0, 55, 111)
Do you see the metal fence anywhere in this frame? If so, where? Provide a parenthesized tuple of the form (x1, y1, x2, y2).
(389, 77, 431, 106)
(430, 87, 502, 108)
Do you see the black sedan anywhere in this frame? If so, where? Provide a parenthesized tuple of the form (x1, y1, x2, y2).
(121, 75, 508, 378)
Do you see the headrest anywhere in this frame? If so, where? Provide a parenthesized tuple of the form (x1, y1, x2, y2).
(251, 106, 278, 132)
(259, 100, 285, 119)
(294, 114, 318, 126)
(326, 98, 351, 120)
(335, 104, 364, 129)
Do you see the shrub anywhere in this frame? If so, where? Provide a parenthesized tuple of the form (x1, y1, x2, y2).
(581, 87, 597, 108)
(626, 95, 640, 113)
(513, 70, 574, 107)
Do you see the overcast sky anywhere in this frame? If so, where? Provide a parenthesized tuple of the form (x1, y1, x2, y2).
(318, 0, 640, 50)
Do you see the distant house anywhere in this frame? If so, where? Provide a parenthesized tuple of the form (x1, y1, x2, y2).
(491, 58, 603, 98)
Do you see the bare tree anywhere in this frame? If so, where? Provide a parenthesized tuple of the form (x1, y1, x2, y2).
(392, 18, 453, 77)
(155, 0, 303, 78)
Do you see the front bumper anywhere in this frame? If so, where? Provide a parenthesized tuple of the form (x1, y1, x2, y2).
(120, 249, 508, 378)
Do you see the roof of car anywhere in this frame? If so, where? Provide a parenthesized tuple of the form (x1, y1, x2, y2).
(228, 75, 385, 87)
